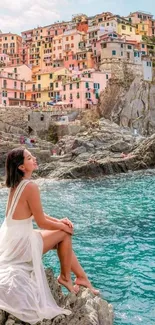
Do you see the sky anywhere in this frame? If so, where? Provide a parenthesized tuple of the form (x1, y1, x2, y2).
(0, 0, 155, 34)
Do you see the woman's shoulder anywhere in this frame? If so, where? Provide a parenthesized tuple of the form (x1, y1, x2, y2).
(25, 180, 39, 193)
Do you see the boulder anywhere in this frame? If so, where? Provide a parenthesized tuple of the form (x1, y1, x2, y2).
(0, 269, 113, 325)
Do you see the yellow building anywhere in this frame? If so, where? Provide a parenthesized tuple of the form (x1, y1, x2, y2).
(33, 67, 70, 106)
(104, 16, 136, 37)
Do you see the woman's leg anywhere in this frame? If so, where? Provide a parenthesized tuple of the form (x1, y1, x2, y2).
(37, 230, 99, 294)
(37, 229, 76, 292)
(70, 251, 99, 295)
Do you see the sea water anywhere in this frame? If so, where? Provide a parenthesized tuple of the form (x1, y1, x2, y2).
(0, 171, 155, 325)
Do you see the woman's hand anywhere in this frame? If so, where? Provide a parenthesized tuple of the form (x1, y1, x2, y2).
(60, 217, 74, 229)
(59, 222, 74, 235)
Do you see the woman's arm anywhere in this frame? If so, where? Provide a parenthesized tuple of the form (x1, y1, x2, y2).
(45, 213, 73, 228)
(44, 213, 59, 223)
(26, 182, 73, 235)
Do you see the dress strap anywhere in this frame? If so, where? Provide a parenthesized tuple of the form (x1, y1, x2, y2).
(7, 180, 31, 220)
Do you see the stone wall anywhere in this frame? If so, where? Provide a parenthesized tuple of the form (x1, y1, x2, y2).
(100, 59, 143, 82)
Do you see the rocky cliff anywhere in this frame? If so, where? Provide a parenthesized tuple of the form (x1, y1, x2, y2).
(36, 118, 155, 180)
(98, 77, 155, 136)
(0, 269, 113, 325)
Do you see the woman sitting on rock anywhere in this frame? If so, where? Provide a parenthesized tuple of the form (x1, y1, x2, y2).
(0, 147, 99, 324)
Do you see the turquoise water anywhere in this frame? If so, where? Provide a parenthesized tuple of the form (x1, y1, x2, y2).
(0, 171, 155, 325)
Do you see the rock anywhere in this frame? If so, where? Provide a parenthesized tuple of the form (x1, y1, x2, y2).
(110, 140, 132, 153)
(99, 77, 155, 136)
(0, 269, 113, 325)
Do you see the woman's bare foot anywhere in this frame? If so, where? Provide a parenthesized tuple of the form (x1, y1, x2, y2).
(57, 275, 79, 293)
(74, 277, 100, 295)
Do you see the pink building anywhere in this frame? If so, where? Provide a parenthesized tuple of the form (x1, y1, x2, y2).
(0, 70, 26, 106)
(61, 70, 110, 109)
(0, 54, 11, 67)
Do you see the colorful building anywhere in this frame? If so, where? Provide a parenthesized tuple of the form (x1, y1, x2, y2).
(99, 33, 136, 61)
(0, 33, 22, 66)
(127, 11, 155, 37)
(0, 69, 26, 106)
(61, 69, 110, 109)
(30, 67, 70, 106)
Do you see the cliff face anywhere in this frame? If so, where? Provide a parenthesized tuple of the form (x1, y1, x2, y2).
(99, 77, 155, 136)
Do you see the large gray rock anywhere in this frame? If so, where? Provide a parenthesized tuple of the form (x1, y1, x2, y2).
(99, 77, 155, 136)
(0, 269, 113, 325)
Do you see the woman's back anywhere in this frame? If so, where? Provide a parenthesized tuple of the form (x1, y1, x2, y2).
(6, 179, 33, 221)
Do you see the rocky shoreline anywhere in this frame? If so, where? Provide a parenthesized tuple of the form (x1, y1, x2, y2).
(36, 119, 155, 180)
(0, 269, 113, 325)
(1, 118, 155, 186)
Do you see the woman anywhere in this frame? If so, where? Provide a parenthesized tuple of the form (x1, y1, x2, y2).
(0, 147, 99, 324)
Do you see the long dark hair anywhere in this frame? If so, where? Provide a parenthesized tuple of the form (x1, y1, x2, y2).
(5, 148, 25, 188)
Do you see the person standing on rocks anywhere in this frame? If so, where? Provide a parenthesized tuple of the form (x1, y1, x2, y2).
(0, 147, 99, 324)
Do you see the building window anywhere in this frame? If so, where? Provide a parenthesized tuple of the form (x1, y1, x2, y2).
(38, 75, 41, 80)
(88, 73, 91, 78)
(142, 44, 145, 48)
(38, 84, 41, 90)
(49, 73, 53, 79)
(77, 82, 79, 89)
(40, 114, 44, 121)
(70, 94, 73, 100)
(94, 83, 100, 89)
(128, 45, 132, 49)
(63, 85, 66, 91)
(130, 27, 132, 32)
(64, 95, 66, 100)
(14, 92, 17, 99)
(106, 74, 109, 79)
(122, 25, 126, 30)
(121, 44, 123, 48)
(3, 80, 7, 88)
(85, 92, 91, 99)
(112, 50, 116, 56)
(55, 82, 58, 88)
(2, 91, 7, 97)
(71, 35, 74, 40)
(85, 82, 89, 88)
(102, 43, 107, 48)
(77, 92, 80, 98)
(70, 84, 72, 90)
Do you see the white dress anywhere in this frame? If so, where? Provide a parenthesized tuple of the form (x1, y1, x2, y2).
(0, 179, 71, 324)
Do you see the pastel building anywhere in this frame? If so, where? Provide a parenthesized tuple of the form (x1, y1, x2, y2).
(127, 11, 154, 36)
(100, 33, 135, 61)
(0, 33, 22, 66)
(52, 34, 63, 67)
(98, 16, 136, 37)
(61, 70, 110, 109)
(4, 64, 32, 82)
(0, 70, 26, 106)
(0, 53, 11, 67)
(30, 67, 70, 106)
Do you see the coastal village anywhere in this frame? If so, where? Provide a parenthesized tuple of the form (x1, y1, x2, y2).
(0, 9, 155, 325)
(0, 9, 155, 178)
(0, 10, 154, 109)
